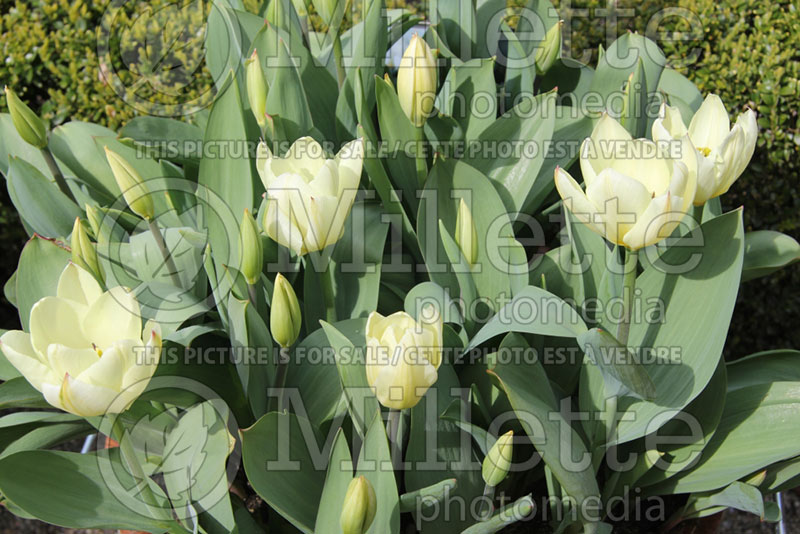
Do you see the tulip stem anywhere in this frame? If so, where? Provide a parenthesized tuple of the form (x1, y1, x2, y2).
(247, 283, 258, 307)
(414, 126, 428, 186)
(272, 346, 290, 412)
(616, 248, 639, 348)
(148, 219, 183, 289)
(333, 33, 346, 89)
(320, 262, 337, 323)
(387, 409, 402, 474)
(41, 146, 77, 204)
(480, 483, 495, 520)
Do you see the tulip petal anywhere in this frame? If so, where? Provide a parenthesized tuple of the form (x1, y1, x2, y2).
(0, 330, 52, 390)
(45, 344, 102, 383)
(264, 197, 306, 256)
(122, 328, 161, 392)
(82, 286, 141, 349)
(693, 150, 718, 206)
(653, 103, 688, 139)
(583, 114, 632, 177)
(622, 192, 684, 250)
(734, 109, 758, 177)
(30, 297, 89, 354)
(41, 381, 67, 412)
(667, 158, 694, 214)
(57, 263, 103, 307)
(586, 168, 652, 245)
(309, 159, 340, 198)
(372, 354, 437, 410)
(59, 373, 122, 416)
(688, 94, 730, 151)
(609, 140, 671, 195)
(256, 141, 275, 189)
(281, 137, 326, 181)
(335, 138, 364, 192)
(554, 167, 603, 236)
(76, 342, 128, 391)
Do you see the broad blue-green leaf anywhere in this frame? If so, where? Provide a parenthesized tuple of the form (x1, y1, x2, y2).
(597, 210, 745, 446)
(14, 235, 70, 330)
(684, 482, 766, 521)
(489, 333, 600, 529)
(405, 363, 484, 534)
(590, 33, 666, 122)
(357, 413, 400, 534)
(436, 59, 497, 141)
(650, 381, 800, 494)
(241, 412, 325, 533)
(228, 297, 274, 418)
(467, 285, 588, 351)
(418, 159, 527, 313)
(285, 318, 366, 427)
(265, 37, 314, 143)
(6, 157, 80, 238)
(726, 350, 800, 392)
(657, 68, 703, 124)
(198, 72, 257, 274)
(162, 401, 235, 532)
(314, 429, 353, 534)
(465, 92, 556, 215)
(741, 230, 800, 282)
(0, 450, 182, 531)
(321, 320, 379, 437)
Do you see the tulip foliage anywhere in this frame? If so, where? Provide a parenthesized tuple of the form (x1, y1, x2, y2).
(0, 1, 799, 533)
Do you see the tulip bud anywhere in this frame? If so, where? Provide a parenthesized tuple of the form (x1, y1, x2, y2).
(534, 21, 562, 74)
(4, 86, 47, 148)
(365, 309, 443, 410)
(482, 431, 513, 487)
(239, 209, 263, 285)
(104, 147, 155, 221)
(84, 204, 103, 238)
(455, 199, 478, 265)
(340, 476, 377, 534)
(71, 218, 104, 285)
(397, 34, 438, 127)
(245, 51, 268, 128)
(270, 273, 301, 348)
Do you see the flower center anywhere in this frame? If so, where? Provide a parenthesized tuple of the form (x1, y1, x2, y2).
(698, 146, 712, 157)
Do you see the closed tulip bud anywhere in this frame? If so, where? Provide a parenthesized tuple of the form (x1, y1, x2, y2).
(455, 199, 478, 265)
(239, 209, 263, 285)
(245, 51, 268, 128)
(365, 308, 443, 410)
(397, 35, 438, 127)
(555, 114, 694, 250)
(482, 431, 514, 487)
(258, 137, 363, 256)
(652, 95, 758, 205)
(84, 204, 103, 238)
(535, 21, 562, 74)
(270, 273, 301, 348)
(4, 86, 47, 148)
(71, 218, 104, 285)
(104, 147, 155, 221)
(0, 264, 161, 416)
(340, 476, 377, 534)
